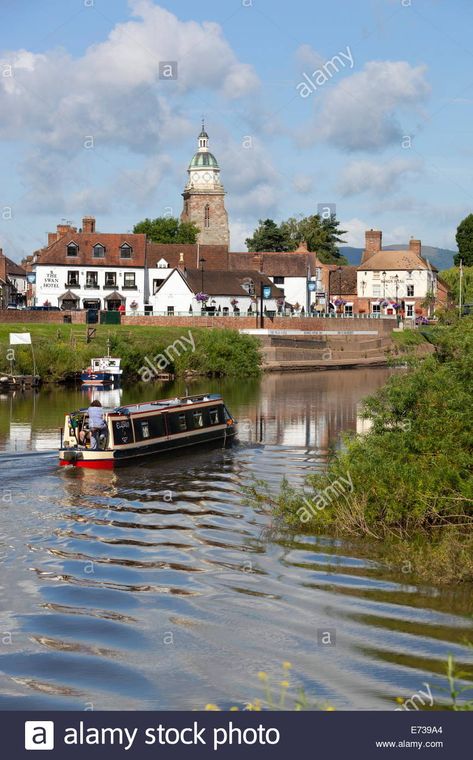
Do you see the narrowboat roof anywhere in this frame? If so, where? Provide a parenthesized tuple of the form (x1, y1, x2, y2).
(68, 393, 222, 417)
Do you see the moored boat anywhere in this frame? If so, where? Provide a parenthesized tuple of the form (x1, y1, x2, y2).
(80, 355, 122, 386)
(59, 393, 236, 469)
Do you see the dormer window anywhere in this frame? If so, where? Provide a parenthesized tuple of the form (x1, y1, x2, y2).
(157, 258, 168, 268)
(120, 243, 132, 259)
(67, 242, 78, 257)
(93, 243, 105, 258)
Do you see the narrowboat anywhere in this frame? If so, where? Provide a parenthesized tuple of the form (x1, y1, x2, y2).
(80, 355, 122, 386)
(59, 393, 236, 469)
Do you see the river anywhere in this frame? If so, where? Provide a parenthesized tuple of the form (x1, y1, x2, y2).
(0, 369, 472, 710)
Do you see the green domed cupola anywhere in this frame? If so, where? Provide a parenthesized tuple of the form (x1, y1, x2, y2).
(184, 121, 223, 191)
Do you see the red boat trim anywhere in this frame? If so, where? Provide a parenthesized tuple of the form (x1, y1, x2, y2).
(59, 459, 114, 470)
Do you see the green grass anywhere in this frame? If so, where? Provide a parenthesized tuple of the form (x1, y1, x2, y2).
(0, 323, 262, 381)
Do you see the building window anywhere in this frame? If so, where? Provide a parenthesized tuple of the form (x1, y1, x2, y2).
(372, 303, 381, 314)
(204, 204, 210, 228)
(157, 258, 168, 269)
(273, 276, 285, 285)
(67, 242, 78, 257)
(67, 271, 79, 287)
(104, 272, 116, 287)
(120, 244, 132, 259)
(123, 272, 136, 289)
(372, 285, 381, 297)
(93, 244, 105, 258)
(167, 305, 174, 316)
(344, 304, 353, 315)
(85, 271, 98, 288)
(406, 284, 414, 296)
(406, 303, 414, 317)
(372, 272, 380, 280)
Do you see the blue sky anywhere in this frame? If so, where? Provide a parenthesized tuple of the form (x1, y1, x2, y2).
(1, 0, 473, 261)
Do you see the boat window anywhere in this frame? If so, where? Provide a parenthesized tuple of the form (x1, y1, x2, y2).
(193, 411, 204, 428)
(209, 408, 219, 425)
(178, 414, 187, 431)
(141, 421, 150, 438)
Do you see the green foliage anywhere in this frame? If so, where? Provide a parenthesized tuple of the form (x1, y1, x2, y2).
(440, 265, 473, 305)
(0, 324, 261, 381)
(253, 318, 473, 583)
(454, 213, 473, 267)
(133, 216, 199, 244)
(245, 219, 290, 252)
(245, 213, 347, 264)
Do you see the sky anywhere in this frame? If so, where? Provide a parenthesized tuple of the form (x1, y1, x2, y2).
(1, 0, 473, 261)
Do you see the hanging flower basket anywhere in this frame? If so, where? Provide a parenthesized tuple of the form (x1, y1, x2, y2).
(230, 298, 239, 307)
(334, 298, 347, 307)
(277, 298, 285, 307)
(390, 302, 401, 310)
(130, 300, 138, 309)
(195, 292, 209, 303)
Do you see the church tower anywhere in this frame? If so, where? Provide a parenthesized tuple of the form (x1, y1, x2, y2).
(181, 123, 230, 247)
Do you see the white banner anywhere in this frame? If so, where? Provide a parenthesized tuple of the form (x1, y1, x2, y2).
(9, 333, 32, 345)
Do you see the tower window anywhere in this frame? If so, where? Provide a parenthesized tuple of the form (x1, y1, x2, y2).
(204, 204, 210, 228)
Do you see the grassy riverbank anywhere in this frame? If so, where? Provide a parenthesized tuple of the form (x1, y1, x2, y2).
(249, 318, 473, 584)
(0, 323, 262, 381)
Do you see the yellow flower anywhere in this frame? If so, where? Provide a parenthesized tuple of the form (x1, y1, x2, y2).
(395, 697, 404, 704)
(205, 703, 220, 711)
(325, 706, 336, 711)
(230, 706, 239, 711)
(257, 671, 268, 682)
(282, 661, 292, 670)
(280, 680, 290, 688)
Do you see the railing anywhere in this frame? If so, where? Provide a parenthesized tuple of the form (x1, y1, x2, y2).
(124, 310, 396, 319)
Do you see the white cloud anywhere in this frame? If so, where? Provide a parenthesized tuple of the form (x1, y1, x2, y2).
(299, 60, 430, 151)
(341, 217, 370, 248)
(338, 157, 423, 196)
(292, 173, 314, 194)
(229, 219, 253, 251)
(221, 138, 280, 216)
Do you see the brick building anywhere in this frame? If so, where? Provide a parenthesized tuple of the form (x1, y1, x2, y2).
(180, 123, 230, 247)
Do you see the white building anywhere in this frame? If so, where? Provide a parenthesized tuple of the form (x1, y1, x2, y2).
(149, 265, 282, 315)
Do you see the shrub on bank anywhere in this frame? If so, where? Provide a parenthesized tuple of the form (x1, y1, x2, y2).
(250, 318, 473, 583)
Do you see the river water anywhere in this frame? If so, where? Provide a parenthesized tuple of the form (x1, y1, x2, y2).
(0, 370, 472, 710)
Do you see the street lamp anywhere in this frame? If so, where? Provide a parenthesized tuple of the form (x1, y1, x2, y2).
(337, 266, 342, 314)
(200, 257, 206, 293)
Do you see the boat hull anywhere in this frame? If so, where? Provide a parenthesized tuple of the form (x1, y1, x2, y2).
(60, 425, 236, 469)
(80, 372, 121, 386)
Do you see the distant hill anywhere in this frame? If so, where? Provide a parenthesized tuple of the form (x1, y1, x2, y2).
(340, 245, 456, 271)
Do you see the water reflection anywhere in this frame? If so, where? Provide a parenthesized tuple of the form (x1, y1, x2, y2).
(0, 369, 472, 710)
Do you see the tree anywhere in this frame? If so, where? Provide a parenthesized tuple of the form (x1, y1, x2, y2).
(454, 214, 473, 266)
(280, 213, 348, 264)
(133, 217, 199, 244)
(245, 219, 290, 252)
(440, 266, 473, 305)
(245, 214, 348, 263)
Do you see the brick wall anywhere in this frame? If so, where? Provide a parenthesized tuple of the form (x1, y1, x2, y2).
(0, 309, 86, 323)
(122, 315, 395, 334)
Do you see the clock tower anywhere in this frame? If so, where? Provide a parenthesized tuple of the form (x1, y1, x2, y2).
(181, 123, 230, 247)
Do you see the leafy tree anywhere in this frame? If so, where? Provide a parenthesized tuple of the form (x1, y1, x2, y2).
(280, 214, 347, 264)
(133, 217, 199, 244)
(440, 266, 473, 305)
(245, 219, 290, 252)
(454, 214, 473, 266)
(246, 214, 347, 263)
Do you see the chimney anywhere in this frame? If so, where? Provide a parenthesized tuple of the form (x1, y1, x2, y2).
(0, 248, 6, 284)
(295, 240, 308, 253)
(57, 223, 76, 239)
(362, 229, 382, 263)
(252, 253, 263, 272)
(409, 238, 421, 257)
(82, 216, 96, 234)
(47, 232, 57, 246)
(178, 251, 185, 271)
